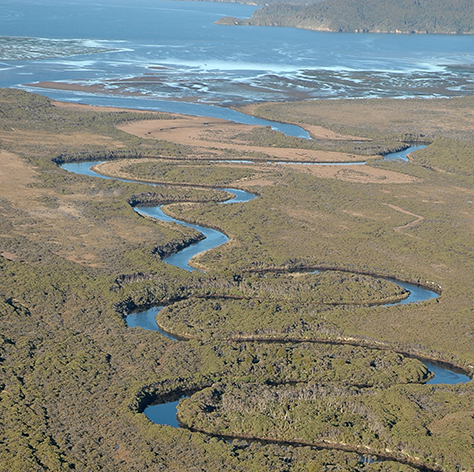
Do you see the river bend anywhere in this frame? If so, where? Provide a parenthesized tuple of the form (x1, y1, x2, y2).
(61, 148, 470, 432)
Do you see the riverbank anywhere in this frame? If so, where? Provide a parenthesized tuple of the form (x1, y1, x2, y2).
(1, 88, 474, 470)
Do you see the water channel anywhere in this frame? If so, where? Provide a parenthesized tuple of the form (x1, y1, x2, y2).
(7, 0, 474, 463)
(62, 150, 471, 429)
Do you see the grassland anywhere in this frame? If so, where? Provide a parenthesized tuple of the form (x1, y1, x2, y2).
(0, 88, 473, 471)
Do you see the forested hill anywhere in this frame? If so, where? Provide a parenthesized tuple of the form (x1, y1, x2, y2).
(216, 0, 474, 34)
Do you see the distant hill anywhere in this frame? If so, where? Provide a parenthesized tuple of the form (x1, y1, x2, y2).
(216, 0, 474, 34)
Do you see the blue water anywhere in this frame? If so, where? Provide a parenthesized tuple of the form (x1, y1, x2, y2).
(126, 306, 178, 340)
(127, 305, 187, 427)
(425, 362, 471, 385)
(135, 185, 256, 272)
(219, 187, 256, 204)
(63, 159, 440, 301)
(1, 0, 474, 111)
(144, 398, 185, 428)
(62, 161, 110, 179)
(127, 307, 163, 332)
(383, 279, 438, 306)
(383, 145, 427, 162)
(136, 205, 230, 271)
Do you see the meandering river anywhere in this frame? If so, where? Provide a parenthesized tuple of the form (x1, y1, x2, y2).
(62, 151, 470, 429)
(4, 1, 473, 466)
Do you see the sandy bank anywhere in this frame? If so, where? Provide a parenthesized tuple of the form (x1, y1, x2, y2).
(117, 117, 376, 164)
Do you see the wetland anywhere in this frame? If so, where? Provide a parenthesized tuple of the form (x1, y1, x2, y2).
(2, 83, 474, 472)
(1, 1, 474, 470)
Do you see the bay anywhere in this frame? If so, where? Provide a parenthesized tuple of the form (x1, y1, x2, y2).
(0, 0, 473, 110)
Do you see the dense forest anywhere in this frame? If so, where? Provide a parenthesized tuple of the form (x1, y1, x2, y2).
(217, 0, 474, 34)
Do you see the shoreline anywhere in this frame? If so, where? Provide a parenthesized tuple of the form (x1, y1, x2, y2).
(26, 80, 213, 104)
(28, 80, 372, 145)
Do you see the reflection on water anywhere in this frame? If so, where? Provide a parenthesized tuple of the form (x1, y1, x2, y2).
(144, 398, 186, 428)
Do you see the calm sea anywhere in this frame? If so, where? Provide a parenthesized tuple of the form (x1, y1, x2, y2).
(1, 0, 473, 110)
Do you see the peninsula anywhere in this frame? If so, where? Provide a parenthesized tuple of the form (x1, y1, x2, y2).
(217, 0, 474, 34)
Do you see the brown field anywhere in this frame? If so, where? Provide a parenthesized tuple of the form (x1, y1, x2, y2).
(279, 162, 420, 183)
(239, 103, 372, 141)
(117, 116, 376, 163)
(115, 115, 419, 184)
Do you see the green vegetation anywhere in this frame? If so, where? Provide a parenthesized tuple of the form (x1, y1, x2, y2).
(154, 271, 409, 340)
(1, 88, 474, 470)
(409, 138, 474, 176)
(123, 160, 258, 187)
(218, 0, 474, 34)
(178, 382, 474, 470)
